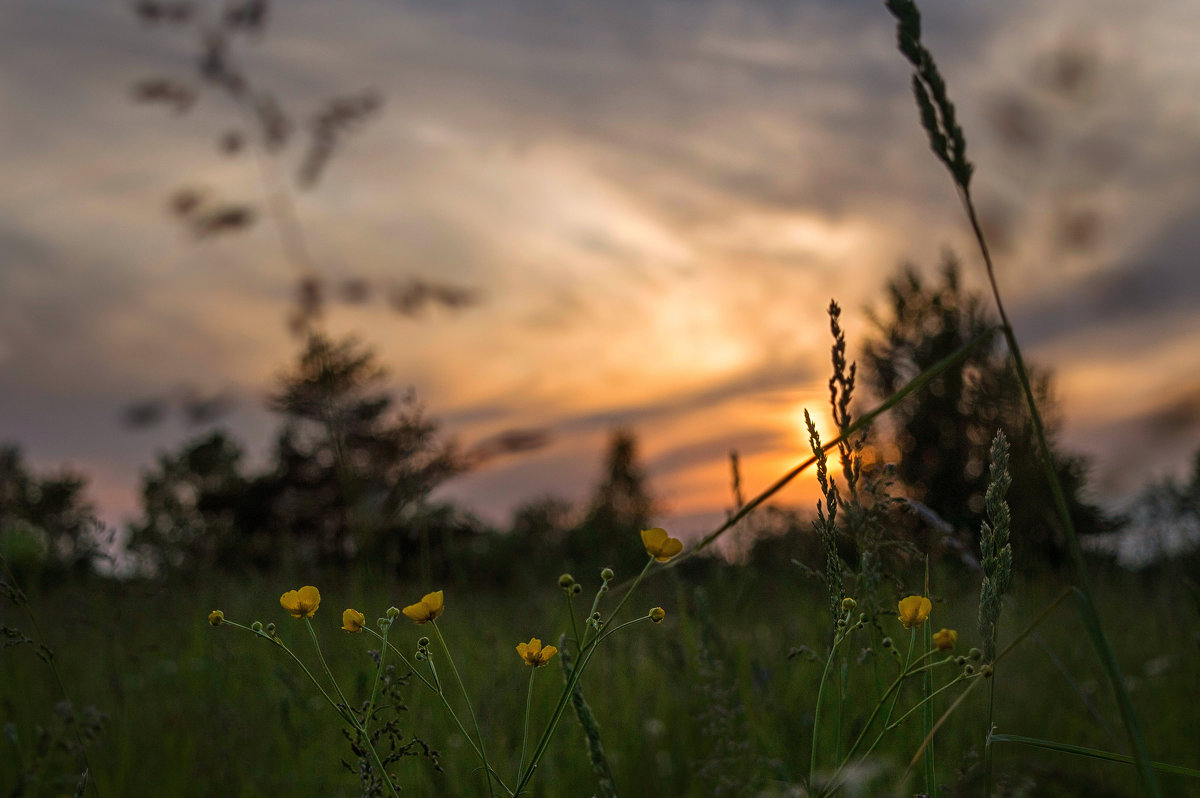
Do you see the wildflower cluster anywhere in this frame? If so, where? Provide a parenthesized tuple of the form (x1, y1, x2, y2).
(804, 591, 980, 797)
(205, 526, 679, 797)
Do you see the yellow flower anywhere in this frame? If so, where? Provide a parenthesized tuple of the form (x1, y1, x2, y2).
(897, 595, 932, 630)
(641, 527, 683, 563)
(280, 585, 321, 619)
(207, 610, 224, 626)
(402, 590, 444, 624)
(649, 607, 666, 624)
(342, 608, 366, 633)
(516, 637, 558, 667)
(932, 628, 957, 651)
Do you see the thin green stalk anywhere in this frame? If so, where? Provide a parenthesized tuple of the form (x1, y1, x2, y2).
(518, 668, 536, 778)
(516, 616, 651, 795)
(883, 2, 1160, 788)
(896, 587, 1076, 791)
(822, 677, 905, 798)
(809, 639, 840, 783)
(565, 592, 584, 657)
(429, 621, 497, 798)
(599, 558, 654, 637)
(416, 652, 510, 793)
(425, 650, 444, 694)
(225, 620, 397, 798)
(363, 628, 438, 693)
(921, 620, 936, 798)
(900, 676, 984, 791)
(834, 658, 848, 765)
(306, 619, 354, 711)
(887, 673, 968, 731)
(304, 619, 399, 798)
(826, 632, 917, 790)
(225, 621, 344, 717)
(988, 734, 1200, 779)
(366, 622, 391, 724)
(829, 668, 968, 798)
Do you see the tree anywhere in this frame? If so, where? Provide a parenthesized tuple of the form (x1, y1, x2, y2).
(0, 445, 102, 577)
(861, 255, 1112, 567)
(1110, 448, 1200, 567)
(126, 431, 276, 571)
(126, 334, 463, 575)
(570, 429, 654, 575)
(267, 333, 462, 570)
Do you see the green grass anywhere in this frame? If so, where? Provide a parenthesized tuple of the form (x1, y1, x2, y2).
(4, 563, 1198, 797)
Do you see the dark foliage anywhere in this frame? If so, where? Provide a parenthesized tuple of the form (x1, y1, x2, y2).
(861, 256, 1113, 567)
(127, 334, 466, 576)
(0, 447, 104, 578)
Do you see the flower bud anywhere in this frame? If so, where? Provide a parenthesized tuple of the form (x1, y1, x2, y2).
(208, 610, 224, 627)
(881, 637, 893, 649)
(980, 664, 993, 678)
(265, 622, 276, 637)
(968, 647, 982, 662)
(559, 573, 576, 589)
(955, 655, 967, 666)
(964, 664, 976, 675)
(386, 606, 401, 619)
(649, 607, 666, 624)
(841, 597, 857, 612)
(571, 583, 583, 595)
(251, 621, 264, 632)
(417, 636, 430, 648)
(600, 567, 615, 582)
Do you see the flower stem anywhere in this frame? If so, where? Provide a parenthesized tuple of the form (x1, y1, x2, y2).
(810, 634, 842, 783)
(565, 592, 584, 657)
(362, 628, 438, 693)
(305, 620, 399, 798)
(515, 616, 651, 795)
(518, 667, 537, 778)
(430, 621, 497, 798)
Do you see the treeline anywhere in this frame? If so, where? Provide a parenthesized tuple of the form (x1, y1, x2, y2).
(4, 258, 1198, 584)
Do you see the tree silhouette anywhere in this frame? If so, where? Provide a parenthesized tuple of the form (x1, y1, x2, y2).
(267, 333, 462, 570)
(127, 334, 462, 574)
(862, 255, 1112, 567)
(570, 429, 654, 575)
(0, 445, 102, 577)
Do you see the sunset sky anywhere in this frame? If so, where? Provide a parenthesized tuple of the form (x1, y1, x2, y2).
(2, 0, 1199, 540)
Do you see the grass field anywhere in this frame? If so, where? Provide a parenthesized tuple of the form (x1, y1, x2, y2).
(4, 558, 1198, 797)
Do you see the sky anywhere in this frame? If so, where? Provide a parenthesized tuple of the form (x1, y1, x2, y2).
(1, 0, 1199, 542)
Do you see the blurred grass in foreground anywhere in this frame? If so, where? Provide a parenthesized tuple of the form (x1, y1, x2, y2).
(3, 563, 1198, 797)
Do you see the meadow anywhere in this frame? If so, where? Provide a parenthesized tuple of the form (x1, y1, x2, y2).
(4, 557, 1200, 797)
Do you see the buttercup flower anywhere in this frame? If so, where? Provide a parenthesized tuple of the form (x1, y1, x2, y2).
(897, 595, 932, 630)
(641, 527, 683, 563)
(516, 637, 558, 667)
(280, 585, 321, 619)
(342, 608, 366, 633)
(208, 610, 224, 626)
(649, 607, 666, 624)
(932, 628, 958, 651)
(402, 590, 444, 624)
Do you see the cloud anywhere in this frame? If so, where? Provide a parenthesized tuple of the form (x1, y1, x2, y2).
(2, 0, 1199, 529)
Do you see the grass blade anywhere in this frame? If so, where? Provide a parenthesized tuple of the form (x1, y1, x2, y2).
(988, 734, 1200, 780)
